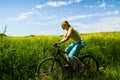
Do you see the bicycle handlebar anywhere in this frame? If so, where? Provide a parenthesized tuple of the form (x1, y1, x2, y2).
(53, 43, 60, 49)
(54, 43, 67, 54)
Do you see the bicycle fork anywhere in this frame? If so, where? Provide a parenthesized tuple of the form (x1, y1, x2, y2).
(50, 58, 56, 72)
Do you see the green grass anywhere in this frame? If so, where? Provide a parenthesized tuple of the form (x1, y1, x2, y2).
(0, 32, 120, 80)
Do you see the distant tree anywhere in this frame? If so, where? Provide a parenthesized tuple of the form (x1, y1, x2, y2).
(3, 24, 7, 34)
(0, 24, 7, 36)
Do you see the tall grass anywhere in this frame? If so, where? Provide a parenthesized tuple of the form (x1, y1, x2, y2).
(0, 32, 120, 80)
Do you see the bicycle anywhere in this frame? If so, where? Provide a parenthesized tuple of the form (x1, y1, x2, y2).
(37, 44, 99, 80)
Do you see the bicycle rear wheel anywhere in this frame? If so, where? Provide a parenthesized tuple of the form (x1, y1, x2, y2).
(79, 55, 98, 78)
(37, 57, 63, 80)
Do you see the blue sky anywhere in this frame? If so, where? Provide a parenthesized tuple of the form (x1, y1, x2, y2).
(0, 0, 120, 36)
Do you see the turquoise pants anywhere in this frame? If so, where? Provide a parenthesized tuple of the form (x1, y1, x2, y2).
(65, 40, 86, 62)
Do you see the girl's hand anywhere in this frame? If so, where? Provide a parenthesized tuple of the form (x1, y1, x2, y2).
(54, 42, 60, 47)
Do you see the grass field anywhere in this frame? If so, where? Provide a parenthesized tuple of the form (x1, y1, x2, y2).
(0, 32, 120, 80)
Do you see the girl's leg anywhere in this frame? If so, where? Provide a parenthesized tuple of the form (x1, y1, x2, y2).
(65, 42, 75, 63)
(68, 40, 86, 64)
(65, 42, 75, 54)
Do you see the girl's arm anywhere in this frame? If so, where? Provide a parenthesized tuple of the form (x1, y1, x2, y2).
(57, 27, 73, 44)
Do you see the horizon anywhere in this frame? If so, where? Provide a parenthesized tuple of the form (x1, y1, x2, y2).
(1, 30, 119, 37)
(0, 0, 120, 36)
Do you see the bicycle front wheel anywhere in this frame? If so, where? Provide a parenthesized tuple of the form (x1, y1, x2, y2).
(37, 57, 63, 80)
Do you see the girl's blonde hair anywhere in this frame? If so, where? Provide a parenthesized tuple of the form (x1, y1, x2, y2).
(62, 20, 71, 27)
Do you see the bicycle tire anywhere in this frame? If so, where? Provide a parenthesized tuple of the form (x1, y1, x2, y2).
(37, 57, 63, 80)
(78, 55, 99, 78)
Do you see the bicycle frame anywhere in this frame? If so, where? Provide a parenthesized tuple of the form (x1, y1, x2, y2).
(37, 45, 99, 80)
(54, 46, 77, 71)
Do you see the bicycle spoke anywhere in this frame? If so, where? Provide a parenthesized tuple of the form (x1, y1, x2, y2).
(77, 55, 98, 78)
(37, 57, 63, 80)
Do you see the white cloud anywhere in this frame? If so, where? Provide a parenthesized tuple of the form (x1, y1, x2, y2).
(66, 10, 120, 20)
(36, 4, 46, 8)
(102, 10, 119, 16)
(8, 11, 34, 21)
(74, 0, 82, 3)
(108, 4, 115, 8)
(72, 17, 120, 33)
(32, 8, 41, 15)
(85, 3, 115, 9)
(99, 1, 106, 8)
(48, 15, 57, 19)
(84, 5, 97, 9)
(46, 1, 70, 7)
(97, 17, 120, 30)
(36, 0, 82, 8)
(84, 0, 115, 9)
